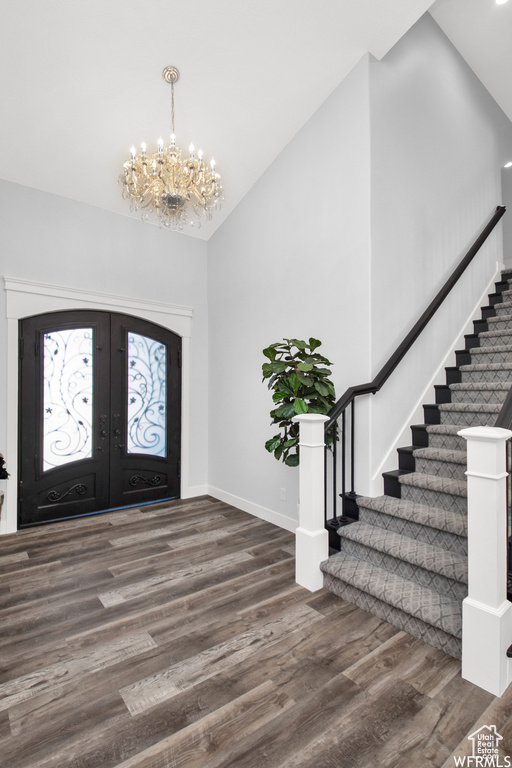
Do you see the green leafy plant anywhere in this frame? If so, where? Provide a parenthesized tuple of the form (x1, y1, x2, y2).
(262, 338, 336, 466)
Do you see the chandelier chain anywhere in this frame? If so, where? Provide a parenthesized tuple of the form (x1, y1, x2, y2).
(171, 79, 175, 136)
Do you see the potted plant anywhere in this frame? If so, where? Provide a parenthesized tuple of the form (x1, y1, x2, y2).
(262, 338, 336, 466)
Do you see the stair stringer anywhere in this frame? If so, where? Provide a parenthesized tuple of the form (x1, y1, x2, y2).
(367, 263, 502, 498)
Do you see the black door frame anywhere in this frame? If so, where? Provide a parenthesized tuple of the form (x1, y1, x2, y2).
(18, 309, 182, 527)
(4, 278, 193, 535)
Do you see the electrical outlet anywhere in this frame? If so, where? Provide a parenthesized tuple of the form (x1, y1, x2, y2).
(280, 488, 287, 501)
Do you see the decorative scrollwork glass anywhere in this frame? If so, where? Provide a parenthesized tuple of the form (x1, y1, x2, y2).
(43, 328, 93, 471)
(127, 333, 167, 457)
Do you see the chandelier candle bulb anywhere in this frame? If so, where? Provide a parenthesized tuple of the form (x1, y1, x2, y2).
(119, 66, 223, 230)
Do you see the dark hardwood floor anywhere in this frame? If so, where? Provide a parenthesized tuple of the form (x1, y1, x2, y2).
(0, 495, 510, 768)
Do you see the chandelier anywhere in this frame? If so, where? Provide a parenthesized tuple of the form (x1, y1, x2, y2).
(119, 66, 222, 230)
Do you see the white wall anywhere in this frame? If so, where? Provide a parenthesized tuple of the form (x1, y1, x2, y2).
(502, 166, 512, 267)
(207, 57, 372, 528)
(207, 13, 512, 527)
(366, 14, 512, 491)
(0, 180, 210, 523)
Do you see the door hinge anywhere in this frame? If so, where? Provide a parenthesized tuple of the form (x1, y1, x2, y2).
(18, 480, 23, 502)
(178, 349, 182, 368)
(19, 336, 24, 359)
(177, 460, 181, 479)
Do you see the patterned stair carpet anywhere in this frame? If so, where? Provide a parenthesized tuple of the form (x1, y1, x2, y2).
(321, 268, 512, 659)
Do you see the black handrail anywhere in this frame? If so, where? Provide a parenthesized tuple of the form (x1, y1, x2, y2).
(325, 205, 506, 525)
(326, 205, 506, 431)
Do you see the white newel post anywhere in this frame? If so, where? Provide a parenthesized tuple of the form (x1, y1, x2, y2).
(292, 414, 329, 591)
(459, 426, 512, 696)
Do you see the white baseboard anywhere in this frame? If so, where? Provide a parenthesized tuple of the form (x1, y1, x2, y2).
(207, 486, 298, 533)
(181, 484, 209, 499)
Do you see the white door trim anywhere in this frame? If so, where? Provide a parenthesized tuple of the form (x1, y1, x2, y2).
(3, 276, 193, 534)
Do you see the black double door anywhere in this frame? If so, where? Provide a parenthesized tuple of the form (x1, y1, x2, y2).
(19, 310, 181, 527)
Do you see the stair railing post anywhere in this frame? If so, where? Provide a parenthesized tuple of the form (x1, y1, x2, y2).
(293, 414, 330, 591)
(459, 426, 512, 696)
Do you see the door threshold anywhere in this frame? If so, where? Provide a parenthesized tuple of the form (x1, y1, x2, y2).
(19, 497, 178, 528)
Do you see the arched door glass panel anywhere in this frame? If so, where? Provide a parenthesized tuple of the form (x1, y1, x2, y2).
(127, 332, 167, 457)
(43, 328, 94, 470)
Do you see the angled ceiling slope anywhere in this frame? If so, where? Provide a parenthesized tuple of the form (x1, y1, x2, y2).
(0, 0, 435, 240)
(430, 0, 512, 128)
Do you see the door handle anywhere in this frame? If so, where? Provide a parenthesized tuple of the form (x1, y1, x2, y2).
(112, 413, 121, 438)
(96, 414, 108, 452)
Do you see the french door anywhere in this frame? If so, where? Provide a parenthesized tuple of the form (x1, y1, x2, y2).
(18, 310, 181, 527)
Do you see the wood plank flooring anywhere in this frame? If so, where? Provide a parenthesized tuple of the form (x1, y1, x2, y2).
(0, 495, 511, 768)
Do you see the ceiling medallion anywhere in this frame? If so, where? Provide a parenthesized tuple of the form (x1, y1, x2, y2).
(119, 66, 223, 231)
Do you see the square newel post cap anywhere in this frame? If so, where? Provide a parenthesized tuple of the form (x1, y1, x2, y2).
(292, 414, 330, 425)
(458, 426, 512, 443)
(292, 414, 329, 445)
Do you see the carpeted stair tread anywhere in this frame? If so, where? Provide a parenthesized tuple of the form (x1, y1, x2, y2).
(493, 301, 512, 315)
(424, 424, 468, 452)
(469, 343, 512, 354)
(338, 521, 467, 584)
(436, 402, 501, 429)
(437, 402, 501, 414)
(356, 494, 467, 538)
(449, 382, 511, 393)
(478, 328, 512, 341)
(487, 313, 512, 326)
(322, 575, 462, 658)
(426, 424, 463, 436)
(398, 472, 467, 498)
(412, 446, 466, 465)
(320, 553, 462, 638)
(448, 382, 510, 405)
(459, 362, 512, 372)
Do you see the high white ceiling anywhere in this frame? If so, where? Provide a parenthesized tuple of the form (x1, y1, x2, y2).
(0, 0, 510, 240)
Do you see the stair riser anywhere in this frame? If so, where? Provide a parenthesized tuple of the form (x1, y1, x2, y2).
(340, 538, 467, 601)
(323, 574, 462, 659)
(425, 430, 467, 452)
(478, 333, 512, 348)
(399, 483, 467, 514)
(358, 507, 467, 554)
(487, 316, 512, 331)
(460, 367, 512, 383)
(469, 349, 512, 365)
(449, 388, 508, 405)
(439, 408, 499, 428)
(492, 303, 512, 317)
(414, 457, 466, 481)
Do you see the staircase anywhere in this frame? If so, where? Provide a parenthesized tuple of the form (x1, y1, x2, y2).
(321, 268, 512, 659)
